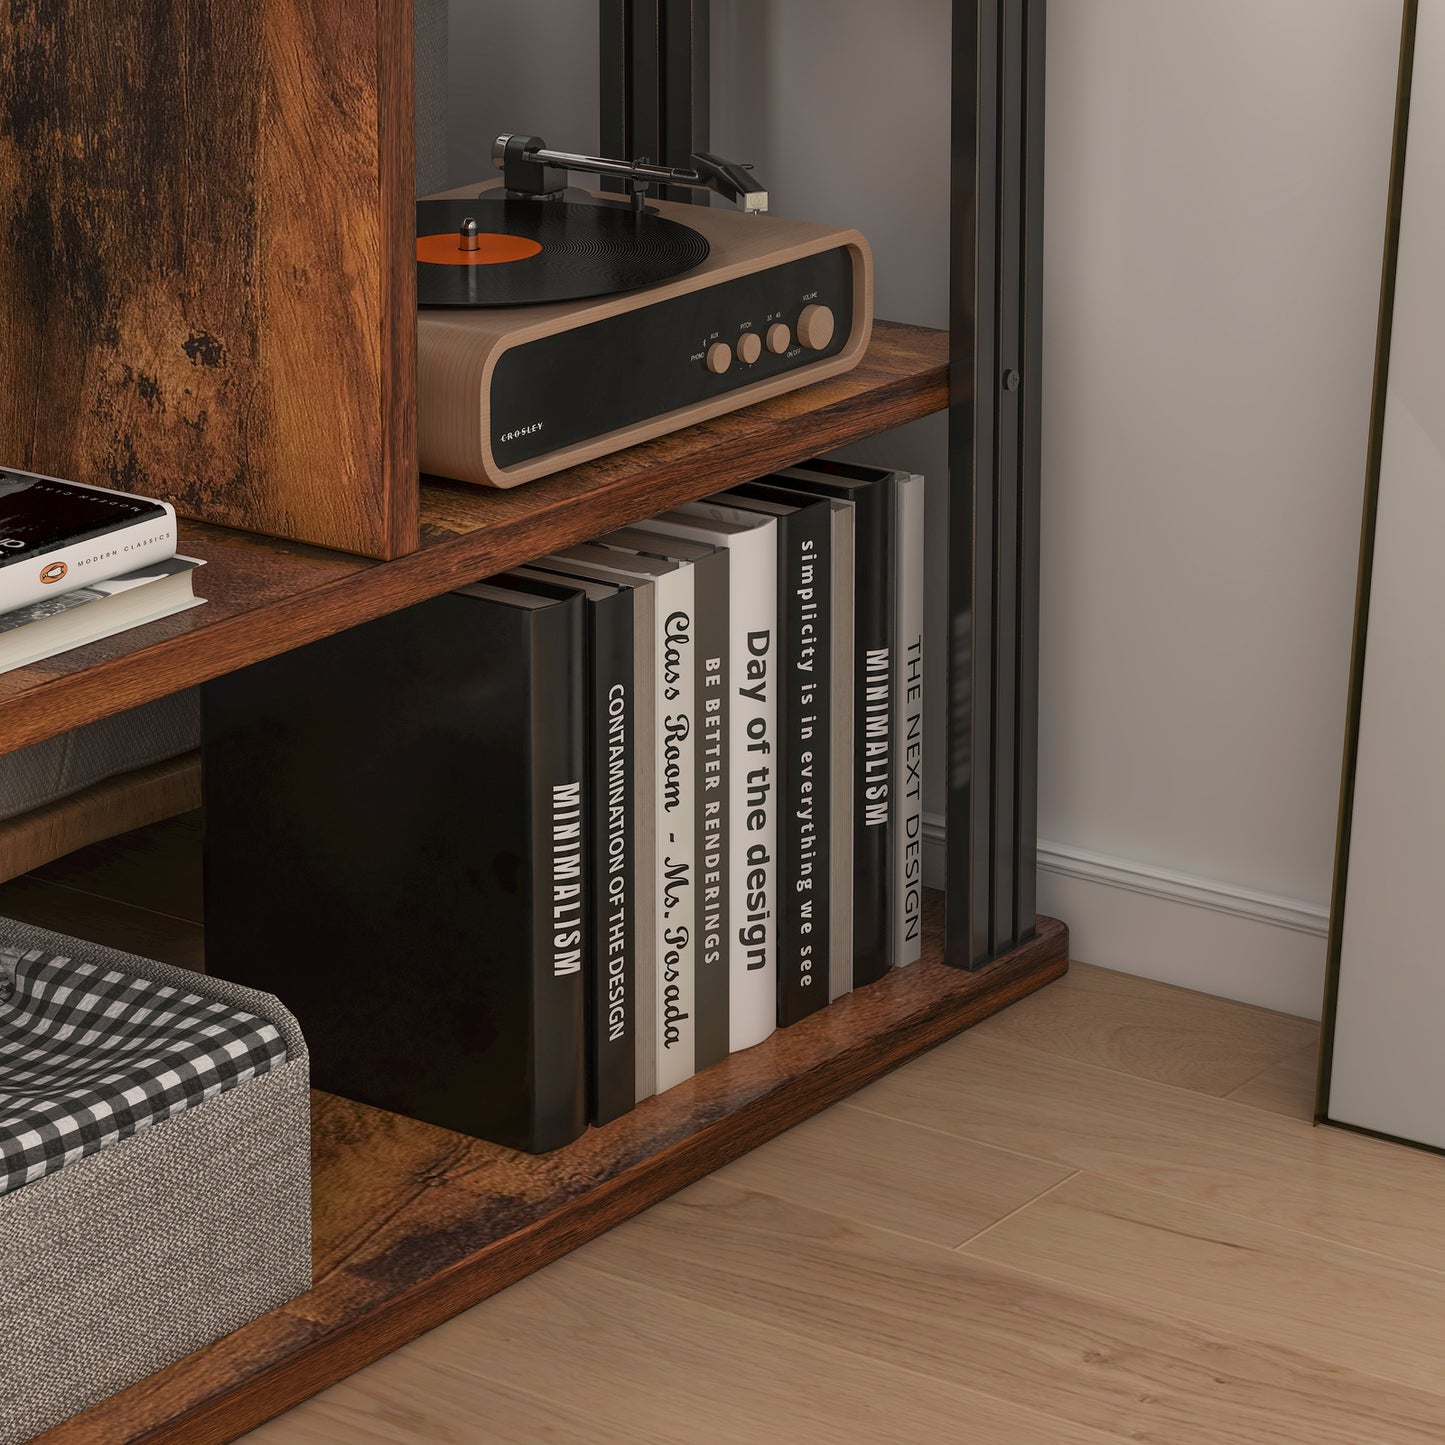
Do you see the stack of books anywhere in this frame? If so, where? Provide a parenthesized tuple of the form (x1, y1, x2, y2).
(0, 467, 204, 671)
(205, 459, 925, 1155)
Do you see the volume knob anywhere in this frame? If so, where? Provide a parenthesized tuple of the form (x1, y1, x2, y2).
(796, 304, 835, 351)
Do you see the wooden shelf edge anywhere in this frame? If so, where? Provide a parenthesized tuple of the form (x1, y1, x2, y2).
(0, 753, 201, 886)
(0, 322, 946, 759)
(42, 900, 1066, 1445)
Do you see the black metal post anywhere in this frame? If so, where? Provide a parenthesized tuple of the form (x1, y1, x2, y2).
(600, 0, 709, 203)
(945, 0, 1045, 969)
(599, 0, 1046, 971)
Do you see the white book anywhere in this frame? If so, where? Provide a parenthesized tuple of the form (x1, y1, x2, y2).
(0, 468, 178, 612)
(571, 538, 698, 1093)
(540, 545, 659, 1103)
(892, 473, 926, 966)
(0, 556, 204, 674)
(634, 505, 780, 1051)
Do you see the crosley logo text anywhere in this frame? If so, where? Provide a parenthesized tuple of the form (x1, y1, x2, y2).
(499, 422, 544, 444)
(39, 561, 68, 584)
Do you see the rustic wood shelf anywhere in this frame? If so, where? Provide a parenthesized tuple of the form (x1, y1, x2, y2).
(0, 321, 946, 759)
(37, 891, 1067, 1445)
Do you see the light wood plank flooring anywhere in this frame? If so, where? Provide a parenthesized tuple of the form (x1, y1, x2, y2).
(6, 829, 1440, 1445)
(233, 958, 1445, 1445)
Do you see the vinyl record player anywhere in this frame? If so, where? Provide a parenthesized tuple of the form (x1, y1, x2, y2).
(417, 134, 874, 488)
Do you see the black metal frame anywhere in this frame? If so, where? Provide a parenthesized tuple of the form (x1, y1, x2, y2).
(599, 0, 1047, 970)
(945, 0, 1045, 968)
(600, 0, 710, 203)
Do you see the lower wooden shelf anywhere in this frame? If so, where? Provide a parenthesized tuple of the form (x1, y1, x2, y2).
(40, 893, 1067, 1445)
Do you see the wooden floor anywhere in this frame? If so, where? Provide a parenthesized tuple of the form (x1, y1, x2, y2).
(10, 834, 1445, 1443)
(216, 959, 1445, 1444)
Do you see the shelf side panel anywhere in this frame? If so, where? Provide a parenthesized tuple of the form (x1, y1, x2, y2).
(0, 0, 418, 559)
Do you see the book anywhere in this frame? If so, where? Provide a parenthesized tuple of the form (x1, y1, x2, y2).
(203, 582, 590, 1155)
(532, 548, 658, 1108)
(777, 460, 897, 986)
(826, 497, 856, 1000)
(508, 567, 639, 1126)
(0, 467, 178, 612)
(892, 472, 927, 967)
(713, 485, 834, 1026)
(599, 528, 730, 1073)
(0, 555, 204, 674)
(558, 539, 697, 1092)
(595, 525, 734, 1080)
(639, 505, 780, 1052)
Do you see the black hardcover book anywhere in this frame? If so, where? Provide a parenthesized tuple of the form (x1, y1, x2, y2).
(720, 484, 834, 1025)
(508, 567, 637, 1127)
(776, 460, 897, 986)
(203, 583, 589, 1154)
(600, 528, 731, 1072)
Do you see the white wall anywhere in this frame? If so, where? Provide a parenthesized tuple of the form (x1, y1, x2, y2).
(1036, 0, 1399, 1016)
(447, 0, 1402, 1017)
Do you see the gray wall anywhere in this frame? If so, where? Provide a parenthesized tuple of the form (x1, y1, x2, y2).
(445, 2, 597, 186)
(446, 0, 1402, 1014)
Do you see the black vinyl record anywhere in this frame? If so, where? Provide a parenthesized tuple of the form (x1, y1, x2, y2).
(416, 195, 710, 308)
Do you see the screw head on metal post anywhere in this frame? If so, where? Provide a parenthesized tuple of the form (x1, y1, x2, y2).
(1003, 369, 1021, 392)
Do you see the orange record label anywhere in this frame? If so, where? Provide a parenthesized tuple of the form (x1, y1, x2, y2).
(416, 233, 543, 266)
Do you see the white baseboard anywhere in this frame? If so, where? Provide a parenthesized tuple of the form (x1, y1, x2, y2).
(921, 815, 1327, 1019)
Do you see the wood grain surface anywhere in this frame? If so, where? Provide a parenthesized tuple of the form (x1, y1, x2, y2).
(965, 1170, 1445, 1397)
(854, 1030, 1445, 1274)
(0, 322, 947, 758)
(240, 964, 1445, 1445)
(246, 1256, 1127, 1445)
(0, 1, 416, 559)
(573, 1178, 1445, 1445)
(1226, 1041, 1321, 1119)
(31, 809, 205, 924)
(0, 753, 199, 885)
(969, 957, 1318, 1095)
(711, 1099, 1070, 1246)
(0, 873, 205, 970)
(35, 893, 1067, 1444)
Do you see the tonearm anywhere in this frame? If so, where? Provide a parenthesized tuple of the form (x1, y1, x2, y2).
(491, 133, 768, 214)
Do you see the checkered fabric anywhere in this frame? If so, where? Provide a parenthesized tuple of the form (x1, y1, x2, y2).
(0, 943, 288, 1196)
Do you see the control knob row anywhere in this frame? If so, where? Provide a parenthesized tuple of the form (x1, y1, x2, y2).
(703, 304, 837, 374)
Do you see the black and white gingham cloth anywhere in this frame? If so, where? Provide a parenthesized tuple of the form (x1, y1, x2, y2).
(0, 943, 288, 1195)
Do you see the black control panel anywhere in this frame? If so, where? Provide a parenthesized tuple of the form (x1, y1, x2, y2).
(489, 247, 855, 470)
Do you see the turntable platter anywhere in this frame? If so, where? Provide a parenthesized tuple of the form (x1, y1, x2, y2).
(416, 195, 711, 308)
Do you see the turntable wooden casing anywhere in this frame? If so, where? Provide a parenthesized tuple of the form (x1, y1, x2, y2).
(417, 184, 873, 488)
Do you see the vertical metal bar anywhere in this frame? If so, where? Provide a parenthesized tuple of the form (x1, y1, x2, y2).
(991, 0, 1023, 952)
(599, 0, 630, 159)
(947, 0, 1043, 968)
(1014, 0, 1046, 943)
(662, 0, 710, 202)
(600, 1, 709, 203)
(631, 0, 663, 160)
(945, 0, 999, 969)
